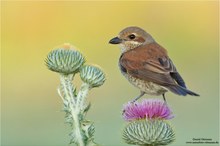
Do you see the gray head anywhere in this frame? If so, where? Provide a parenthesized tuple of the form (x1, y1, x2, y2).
(109, 26, 155, 53)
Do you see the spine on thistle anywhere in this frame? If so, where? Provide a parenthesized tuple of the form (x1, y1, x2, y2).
(45, 43, 105, 146)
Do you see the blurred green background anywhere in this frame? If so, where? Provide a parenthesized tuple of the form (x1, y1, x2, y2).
(1, 1, 219, 146)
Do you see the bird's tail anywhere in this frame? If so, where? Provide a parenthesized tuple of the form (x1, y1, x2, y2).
(167, 85, 199, 96)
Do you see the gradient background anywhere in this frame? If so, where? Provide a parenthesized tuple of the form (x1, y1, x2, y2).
(1, 1, 219, 146)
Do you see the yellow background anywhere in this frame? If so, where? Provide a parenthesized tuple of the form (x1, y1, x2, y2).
(1, 1, 219, 146)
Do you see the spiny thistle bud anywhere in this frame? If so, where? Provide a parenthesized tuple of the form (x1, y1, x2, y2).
(45, 44, 85, 74)
(80, 65, 106, 88)
(123, 120, 175, 146)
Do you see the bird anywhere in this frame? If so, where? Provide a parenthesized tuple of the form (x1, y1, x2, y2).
(109, 26, 199, 102)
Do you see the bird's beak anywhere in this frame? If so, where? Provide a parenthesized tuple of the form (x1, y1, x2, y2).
(109, 37, 122, 44)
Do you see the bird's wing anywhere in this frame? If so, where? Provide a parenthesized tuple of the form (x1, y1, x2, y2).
(158, 57, 186, 88)
(120, 43, 186, 87)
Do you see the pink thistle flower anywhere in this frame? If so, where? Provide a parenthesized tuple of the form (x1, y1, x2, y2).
(122, 99, 174, 121)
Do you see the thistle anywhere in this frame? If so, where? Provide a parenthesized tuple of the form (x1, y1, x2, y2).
(122, 99, 175, 146)
(46, 45, 85, 75)
(80, 65, 105, 88)
(46, 43, 105, 146)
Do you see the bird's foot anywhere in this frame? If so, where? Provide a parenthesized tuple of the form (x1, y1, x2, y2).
(131, 91, 145, 103)
(162, 93, 169, 105)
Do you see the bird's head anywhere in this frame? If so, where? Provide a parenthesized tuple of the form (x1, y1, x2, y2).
(109, 26, 155, 53)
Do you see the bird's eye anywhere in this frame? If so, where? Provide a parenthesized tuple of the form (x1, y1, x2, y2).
(128, 34, 136, 40)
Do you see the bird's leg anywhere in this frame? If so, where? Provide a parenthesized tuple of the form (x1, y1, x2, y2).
(131, 91, 145, 103)
(162, 93, 167, 103)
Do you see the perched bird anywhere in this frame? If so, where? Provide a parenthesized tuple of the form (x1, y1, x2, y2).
(109, 26, 199, 102)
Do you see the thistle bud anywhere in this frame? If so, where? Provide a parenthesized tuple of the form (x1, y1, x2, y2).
(45, 44, 85, 74)
(80, 65, 105, 88)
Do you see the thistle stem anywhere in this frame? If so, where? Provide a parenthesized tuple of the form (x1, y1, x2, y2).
(70, 107, 85, 146)
(76, 83, 90, 110)
(60, 74, 76, 106)
(59, 74, 85, 146)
